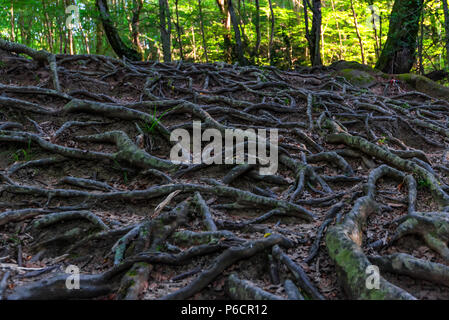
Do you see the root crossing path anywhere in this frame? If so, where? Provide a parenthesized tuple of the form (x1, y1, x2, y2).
(1, 44, 449, 300)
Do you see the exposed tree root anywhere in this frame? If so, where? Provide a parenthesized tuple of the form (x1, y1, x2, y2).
(1, 44, 449, 299)
(225, 273, 284, 300)
(369, 253, 449, 287)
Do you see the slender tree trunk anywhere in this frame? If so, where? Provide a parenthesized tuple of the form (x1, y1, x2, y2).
(68, 29, 75, 55)
(330, 0, 343, 60)
(95, 23, 103, 55)
(268, 0, 275, 65)
(350, 0, 365, 64)
(57, 0, 63, 54)
(191, 25, 197, 60)
(282, 30, 292, 68)
(216, 0, 232, 62)
(252, 0, 261, 61)
(18, 14, 27, 46)
(443, 0, 449, 68)
(158, 0, 172, 62)
(42, 0, 54, 52)
(131, 0, 144, 56)
(380, 13, 383, 51)
(376, 0, 424, 74)
(78, 25, 90, 55)
(228, 0, 246, 65)
(236, 1, 250, 50)
(174, 0, 184, 60)
(10, 0, 15, 42)
(368, 1, 380, 59)
(304, 0, 322, 66)
(418, 9, 424, 74)
(198, 0, 209, 62)
(96, 0, 142, 60)
(64, 0, 75, 55)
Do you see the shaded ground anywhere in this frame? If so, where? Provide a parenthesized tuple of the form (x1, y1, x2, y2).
(1, 47, 449, 300)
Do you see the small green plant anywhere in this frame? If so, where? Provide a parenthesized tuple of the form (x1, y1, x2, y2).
(400, 103, 411, 109)
(113, 160, 129, 184)
(143, 106, 173, 134)
(0, 60, 6, 68)
(11, 138, 32, 162)
(377, 135, 387, 145)
(167, 78, 174, 90)
(417, 178, 431, 189)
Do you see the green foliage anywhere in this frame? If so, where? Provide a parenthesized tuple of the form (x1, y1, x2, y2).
(11, 138, 32, 162)
(417, 178, 432, 189)
(113, 159, 129, 184)
(377, 136, 387, 145)
(142, 106, 172, 134)
(0, 0, 447, 73)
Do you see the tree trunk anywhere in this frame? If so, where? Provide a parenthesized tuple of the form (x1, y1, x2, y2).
(158, 0, 172, 62)
(95, 23, 103, 55)
(303, 0, 322, 66)
(350, 0, 365, 65)
(268, 0, 275, 66)
(131, 0, 144, 56)
(78, 23, 90, 55)
(18, 14, 27, 46)
(10, 0, 15, 42)
(64, 0, 75, 55)
(251, 0, 261, 61)
(375, 0, 424, 74)
(174, 0, 184, 60)
(191, 25, 197, 60)
(330, 0, 343, 60)
(216, 0, 232, 63)
(228, 0, 246, 65)
(367, 1, 380, 59)
(418, 9, 424, 74)
(198, 0, 209, 63)
(443, 0, 449, 68)
(42, 0, 54, 53)
(96, 0, 142, 61)
(68, 29, 75, 55)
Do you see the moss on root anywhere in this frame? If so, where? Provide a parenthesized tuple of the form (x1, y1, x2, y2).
(397, 73, 449, 101)
(334, 69, 376, 88)
(325, 197, 416, 300)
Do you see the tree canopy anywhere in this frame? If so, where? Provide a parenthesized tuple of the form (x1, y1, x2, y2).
(0, 0, 447, 74)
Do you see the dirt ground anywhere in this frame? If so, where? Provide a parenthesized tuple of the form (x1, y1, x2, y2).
(1, 49, 449, 300)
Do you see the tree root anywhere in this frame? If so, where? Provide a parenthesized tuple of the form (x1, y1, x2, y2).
(393, 211, 449, 262)
(369, 253, 449, 287)
(0, 39, 61, 91)
(32, 210, 109, 231)
(272, 245, 325, 300)
(225, 273, 284, 300)
(283, 279, 305, 300)
(326, 132, 449, 208)
(325, 165, 417, 299)
(193, 192, 217, 231)
(160, 235, 293, 300)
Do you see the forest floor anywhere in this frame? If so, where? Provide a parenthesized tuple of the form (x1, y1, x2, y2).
(1, 47, 449, 300)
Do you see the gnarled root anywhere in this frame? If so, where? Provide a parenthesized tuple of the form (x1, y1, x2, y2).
(393, 211, 449, 262)
(225, 273, 284, 300)
(325, 165, 416, 300)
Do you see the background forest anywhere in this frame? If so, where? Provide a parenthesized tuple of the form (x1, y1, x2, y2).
(0, 0, 447, 74)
